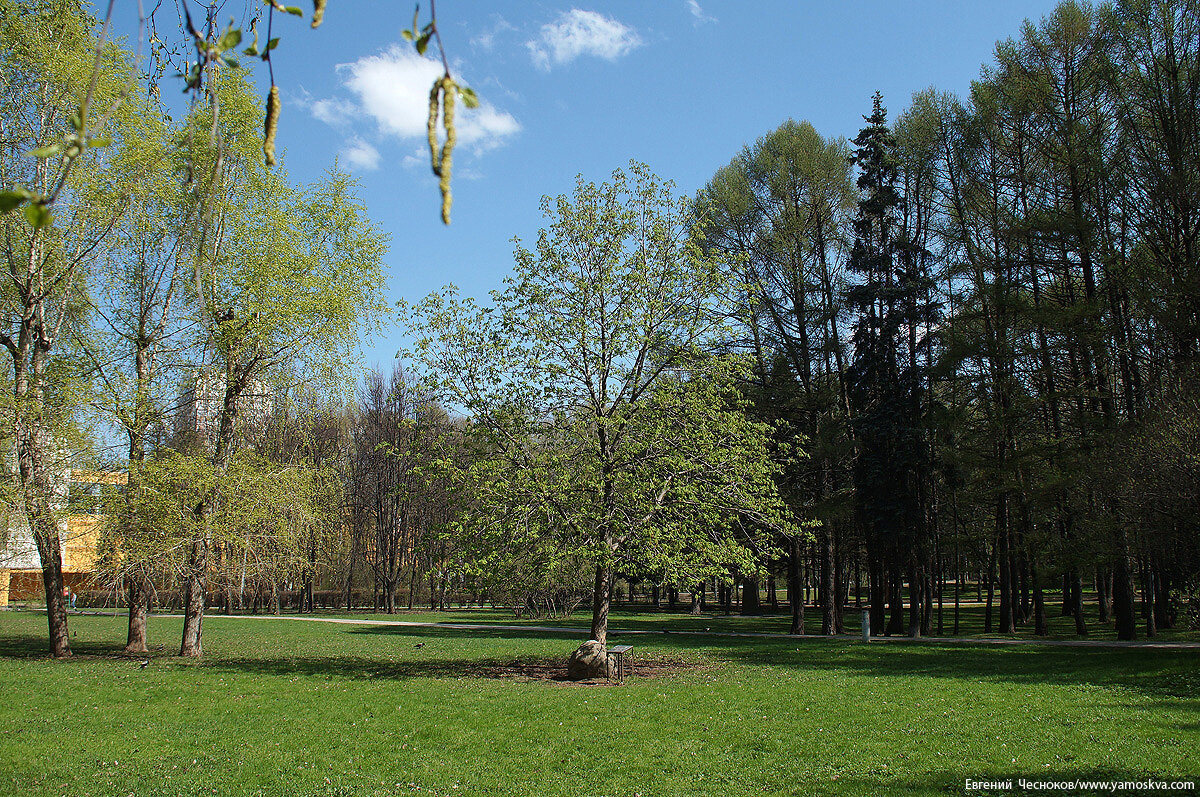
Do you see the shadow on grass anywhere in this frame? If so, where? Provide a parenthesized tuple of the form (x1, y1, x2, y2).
(200, 650, 705, 684)
(700, 635, 1200, 711)
(0, 633, 135, 660)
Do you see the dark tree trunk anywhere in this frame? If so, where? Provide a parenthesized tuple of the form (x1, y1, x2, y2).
(788, 537, 805, 635)
(868, 552, 885, 636)
(1032, 562, 1048, 637)
(741, 577, 761, 615)
(1144, 562, 1157, 638)
(820, 528, 838, 635)
(1096, 568, 1110, 624)
(590, 564, 612, 643)
(1113, 548, 1137, 641)
(125, 578, 149, 654)
(1071, 570, 1087, 636)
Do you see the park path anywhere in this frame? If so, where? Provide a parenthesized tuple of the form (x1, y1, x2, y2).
(145, 612, 1200, 650)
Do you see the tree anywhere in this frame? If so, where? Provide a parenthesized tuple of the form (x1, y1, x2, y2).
(0, 0, 138, 657)
(845, 94, 939, 636)
(695, 119, 857, 634)
(407, 162, 799, 649)
(78, 94, 191, 653)
(175, 72, 387, 657)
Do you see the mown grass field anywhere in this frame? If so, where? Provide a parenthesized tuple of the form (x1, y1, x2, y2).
(1, 610, 1197, 796)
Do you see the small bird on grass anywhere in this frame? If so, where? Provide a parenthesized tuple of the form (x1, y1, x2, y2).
(138, 660, 149, 669)
(414, 642, 425, 649)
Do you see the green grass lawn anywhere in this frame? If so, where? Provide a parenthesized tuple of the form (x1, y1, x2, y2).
(1, 611, 1197, 796)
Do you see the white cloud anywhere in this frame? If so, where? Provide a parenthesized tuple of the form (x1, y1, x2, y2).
(342, 137, 380, 171)
(527, 9, 642, 70)
(311, 97, 357, 127)
(471, 14, 516, 52)
(340, 45, 520, 150)
(687, 1, 716, 25)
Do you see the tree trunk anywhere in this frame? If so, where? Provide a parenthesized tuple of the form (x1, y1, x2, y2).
(39, 548, 71, 659)
(740, 576, 761, 615)
(1071, 570, 1087, 636)
(1096, 568, 1110, 624)
(125, 577, 149, 654)
(788, 537, 804, 635)
(179, 536, 206, 657)
(820, 528, 837, 635)
(1113, 546, 1137, 641)
(589, 564, 612, 643)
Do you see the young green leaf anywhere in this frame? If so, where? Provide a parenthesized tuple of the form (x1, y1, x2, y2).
(26, 144, 63, 159)
(23, 203, 51, 229)
(460, 87, 479, 109)
(0, 189, 32, 213)
(216, 25, 242, 52)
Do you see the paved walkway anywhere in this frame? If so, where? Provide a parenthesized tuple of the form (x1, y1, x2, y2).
(138, 612, 1200, 650)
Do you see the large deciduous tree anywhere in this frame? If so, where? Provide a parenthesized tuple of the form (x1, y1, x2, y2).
(407, 163, 799, 648)
(176, 73, 387, 657)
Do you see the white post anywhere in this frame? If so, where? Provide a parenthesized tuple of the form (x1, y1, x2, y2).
(861, 608, 871, 642)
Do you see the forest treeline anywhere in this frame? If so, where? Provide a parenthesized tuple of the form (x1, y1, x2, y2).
(690, 0, 1200, 641)
(3, 0, 1198, 657)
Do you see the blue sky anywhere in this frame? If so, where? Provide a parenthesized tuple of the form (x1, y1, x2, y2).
(194, 1, 1063, 370)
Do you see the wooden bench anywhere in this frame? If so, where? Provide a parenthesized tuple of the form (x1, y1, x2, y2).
(608, 644, 633, 683)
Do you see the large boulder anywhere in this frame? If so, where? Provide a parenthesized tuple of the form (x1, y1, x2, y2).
(566, 639, 610, 681)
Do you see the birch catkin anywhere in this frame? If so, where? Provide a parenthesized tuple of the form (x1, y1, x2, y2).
(311, 0, 326, 29)
(263, 86, 280, 167)
(439, 79, 456, 224)
(426, 77, 458, 224)
(427, 81, 441, 174)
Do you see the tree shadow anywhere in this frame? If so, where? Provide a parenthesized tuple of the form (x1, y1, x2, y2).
(200, 649, 706, 684)
(0, 633, 134, 660)
(703, 635, 1200, 708)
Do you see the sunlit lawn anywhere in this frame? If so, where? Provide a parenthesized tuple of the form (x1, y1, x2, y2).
(1, 610, 1197, 796)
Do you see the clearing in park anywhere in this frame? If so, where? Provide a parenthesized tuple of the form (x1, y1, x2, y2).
(0, 609, 1197, 797)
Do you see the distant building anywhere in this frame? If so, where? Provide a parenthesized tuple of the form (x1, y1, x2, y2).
(175, 370, 274, 445)
(0, 470, 125, 606)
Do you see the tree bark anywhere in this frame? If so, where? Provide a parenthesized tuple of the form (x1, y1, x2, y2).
(788, 537, 805, 635)
(589, 564, 612, 643)
(124, 578, 149, 654)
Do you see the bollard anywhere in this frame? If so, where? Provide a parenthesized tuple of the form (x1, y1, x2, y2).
(861, 608, 871, 642)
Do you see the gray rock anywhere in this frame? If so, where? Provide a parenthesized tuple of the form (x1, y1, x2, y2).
(566, 639, 610, 681)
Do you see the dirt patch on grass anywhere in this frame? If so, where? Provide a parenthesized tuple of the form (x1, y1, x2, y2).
(470, 653, 715, 685)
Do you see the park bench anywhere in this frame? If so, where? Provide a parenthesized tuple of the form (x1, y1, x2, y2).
(608, 644, 633, 683)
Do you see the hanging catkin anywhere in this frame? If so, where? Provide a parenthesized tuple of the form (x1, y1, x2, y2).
(263, 86, 280, 167)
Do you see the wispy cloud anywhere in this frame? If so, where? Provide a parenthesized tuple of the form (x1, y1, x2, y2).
(471, 14, 517, 52)
(687, 1, 717, 25)
(526, 9, 642, 70)
(311, 97, 357, 128)
(341, 137, 380, 171)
